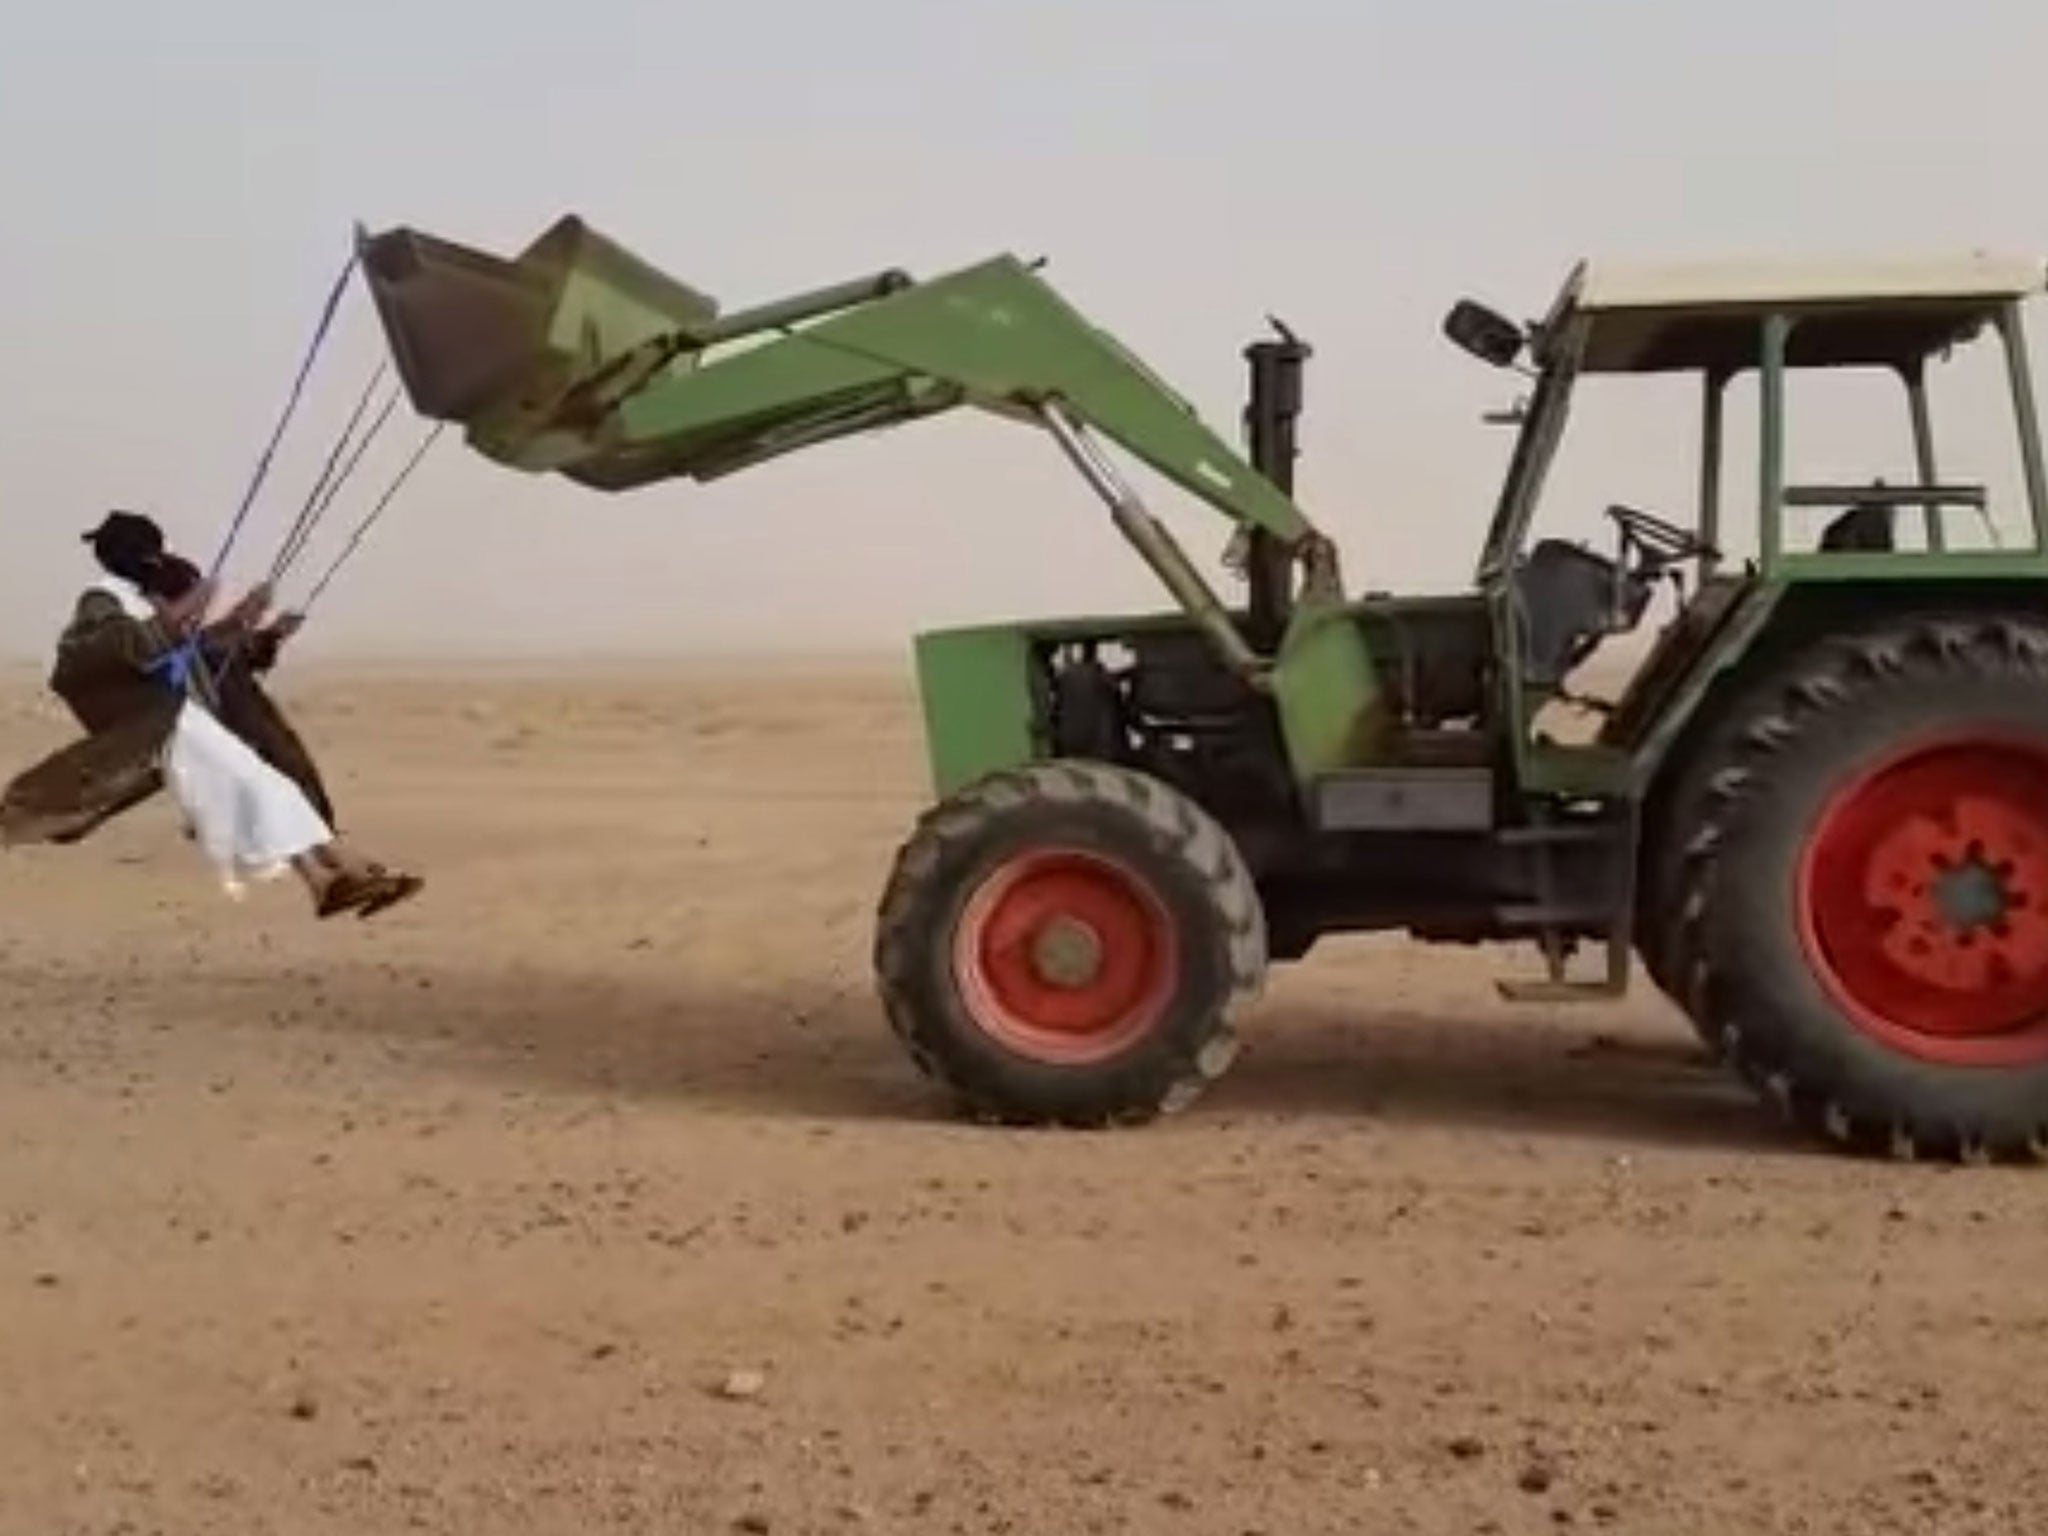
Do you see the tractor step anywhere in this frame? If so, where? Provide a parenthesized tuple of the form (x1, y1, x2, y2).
(1496, 934, 1631, 1001)
(1494, 902, 1615, 926)
(1497, 969, 1629, 1003)
(1495, 803, 1636, 1003)
(1495, 820, 1621, 847)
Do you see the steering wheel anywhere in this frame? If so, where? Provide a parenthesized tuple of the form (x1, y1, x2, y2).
(1605, 503, 1715, 567)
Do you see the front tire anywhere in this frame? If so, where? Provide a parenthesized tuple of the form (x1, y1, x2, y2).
(874, 761, 1267, 1126)
(1672, 614, 2048, 1160)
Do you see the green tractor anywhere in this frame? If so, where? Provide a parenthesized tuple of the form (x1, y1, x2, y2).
(358, 219, 2048, 1160)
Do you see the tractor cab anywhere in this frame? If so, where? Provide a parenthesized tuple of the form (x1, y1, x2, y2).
(1438, 253, 2048, 793)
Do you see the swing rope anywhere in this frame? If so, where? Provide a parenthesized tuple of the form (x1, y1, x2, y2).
(268, 361, 391, 583)
(205, 252, 362, 588)
(204, 414, 439, 694)
(297, 422, 446, 613)
(156, 250, 361, 694)
(270, 385, 400, 582)
(151, 239, 439, 695)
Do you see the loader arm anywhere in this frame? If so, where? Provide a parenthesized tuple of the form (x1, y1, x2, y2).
(359, 220, 1340, 575)
(356, 215, 1382, 769)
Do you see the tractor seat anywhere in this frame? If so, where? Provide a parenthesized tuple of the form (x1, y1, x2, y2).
(1819, 501, 1896, 552)
(1513, 538, 1640, 691)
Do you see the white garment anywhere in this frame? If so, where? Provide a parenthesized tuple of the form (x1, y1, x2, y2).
(162, 698, 332, 894)
(91, 573, 158, 622)
(92, 573, 332, 894)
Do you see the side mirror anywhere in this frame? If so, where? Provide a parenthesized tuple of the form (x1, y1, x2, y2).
(1444, 300, 1526, 368)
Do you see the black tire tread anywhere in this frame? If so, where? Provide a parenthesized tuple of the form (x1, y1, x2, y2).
(873, 760, 1266, 1126)
(1666, 611, 2048, 1162)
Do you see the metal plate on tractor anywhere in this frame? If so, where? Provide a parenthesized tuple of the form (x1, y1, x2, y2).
(1310, 768, 1495, 832)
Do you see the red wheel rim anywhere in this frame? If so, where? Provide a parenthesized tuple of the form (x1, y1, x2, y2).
(952, 847, 1178, 1065)
(1797, 733, 2048, 1065)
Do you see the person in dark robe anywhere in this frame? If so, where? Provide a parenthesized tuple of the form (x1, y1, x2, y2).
(1, 512, 419, 919)
(5, 511, 225, 845)
(141, 552, 338, 829)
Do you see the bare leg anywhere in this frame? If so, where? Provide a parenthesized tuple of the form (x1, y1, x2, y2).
(291, 852, 337, 906)
(292, 845, 373, 914)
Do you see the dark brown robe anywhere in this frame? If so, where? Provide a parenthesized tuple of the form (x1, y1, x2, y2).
(3, 587, 339, 847)
(206, 630, 338, 829)
(0, 588, 192, 846)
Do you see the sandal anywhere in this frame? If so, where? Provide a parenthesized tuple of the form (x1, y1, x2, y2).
(355, 869, 424, 919)
(317, 872, 379, 919)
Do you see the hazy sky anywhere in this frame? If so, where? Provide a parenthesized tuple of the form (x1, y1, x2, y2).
(5, 0, 2047, 661)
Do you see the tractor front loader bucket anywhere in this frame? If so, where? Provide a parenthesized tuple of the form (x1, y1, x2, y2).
(356, 216, 923, 487)
(356, 217, 727, 424)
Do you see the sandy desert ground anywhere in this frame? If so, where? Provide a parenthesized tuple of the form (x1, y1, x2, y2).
(2, 659, 2046, 1536)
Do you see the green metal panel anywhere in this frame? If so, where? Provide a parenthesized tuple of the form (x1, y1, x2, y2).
(912, 625, 1041, 796)
(530, 218, 720, 359)
(1522, 743, 1633, 798)
(1622, 580, 1783, 793)
(1270, 598, 1384, 779)
(1775, 549, 2048, 581)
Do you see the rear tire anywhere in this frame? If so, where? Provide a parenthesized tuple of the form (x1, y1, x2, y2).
(1670, 613, 2048, 1161)
(1638, 705, 1751, 1041)
(874, 761, 1266, 1126)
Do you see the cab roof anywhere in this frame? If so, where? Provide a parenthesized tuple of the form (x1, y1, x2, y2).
(1544, 253, 2047, 374)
